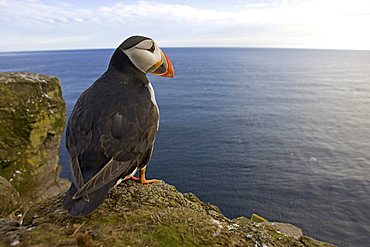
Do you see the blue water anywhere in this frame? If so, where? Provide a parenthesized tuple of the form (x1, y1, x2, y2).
(1, 48, 370, 246)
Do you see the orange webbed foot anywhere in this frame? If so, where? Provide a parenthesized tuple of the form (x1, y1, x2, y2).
(123, 166, 159, 184)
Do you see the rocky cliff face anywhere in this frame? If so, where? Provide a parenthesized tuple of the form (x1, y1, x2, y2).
(0, 72, 335, 247)
(0, 72, 69, 216)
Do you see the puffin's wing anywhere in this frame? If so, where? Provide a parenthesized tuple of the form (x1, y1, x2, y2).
(66, 90, 93, 157)
(71, 159, 132, 199)
(66, 90, 93, 188)
(99, 109, 157, 161)
(72, 101, 158, 199)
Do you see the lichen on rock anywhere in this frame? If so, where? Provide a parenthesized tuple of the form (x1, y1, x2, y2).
(0, 72, 69, 215)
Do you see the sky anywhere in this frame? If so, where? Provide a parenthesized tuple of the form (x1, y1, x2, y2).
(1, 0, 370, 51)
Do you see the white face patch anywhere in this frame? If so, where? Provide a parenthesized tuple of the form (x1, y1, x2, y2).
(121, 40, 162, 73)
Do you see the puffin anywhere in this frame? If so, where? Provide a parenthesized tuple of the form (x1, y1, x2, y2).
(62, 35, 174, 216)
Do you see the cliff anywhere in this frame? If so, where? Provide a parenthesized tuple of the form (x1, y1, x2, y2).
(0, 72, 69, 216)
(0, 72, 335, 247)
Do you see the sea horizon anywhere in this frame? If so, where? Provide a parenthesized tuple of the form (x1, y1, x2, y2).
(1, 46, 370, 54)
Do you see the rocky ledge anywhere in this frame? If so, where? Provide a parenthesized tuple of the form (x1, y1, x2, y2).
(0, 180, 335, 247)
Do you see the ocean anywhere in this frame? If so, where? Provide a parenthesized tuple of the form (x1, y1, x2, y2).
(1, 48, 370, 246)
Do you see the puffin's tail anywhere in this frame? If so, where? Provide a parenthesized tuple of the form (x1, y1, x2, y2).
(62, 180, 116, 216)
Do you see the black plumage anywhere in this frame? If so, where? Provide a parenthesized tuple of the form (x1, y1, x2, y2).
(62, 37, 169, 216)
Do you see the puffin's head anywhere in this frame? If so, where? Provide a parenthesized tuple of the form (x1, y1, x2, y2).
(119, 35, 174, 78)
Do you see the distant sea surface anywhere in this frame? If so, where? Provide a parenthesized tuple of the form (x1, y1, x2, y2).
(1, 48, 370, 246)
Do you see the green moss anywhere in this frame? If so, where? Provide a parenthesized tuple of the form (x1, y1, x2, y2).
(21, 224, 76, 246)
(143, 224, 196, 247)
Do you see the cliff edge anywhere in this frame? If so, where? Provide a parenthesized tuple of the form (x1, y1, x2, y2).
(1, 180, 335, 247)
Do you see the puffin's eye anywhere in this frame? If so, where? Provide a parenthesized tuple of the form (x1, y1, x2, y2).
(148, 45, 155, 53)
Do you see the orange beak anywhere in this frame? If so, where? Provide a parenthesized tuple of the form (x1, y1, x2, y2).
(151, 50, 174, 78)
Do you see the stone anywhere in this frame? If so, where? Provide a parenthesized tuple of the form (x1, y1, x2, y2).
(0, 72, 69, 211)
(0, 176, 20, 217)
(251, 213, 268, 222)
(269, 222, 303, 240)
(301, 236, 337, 247)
